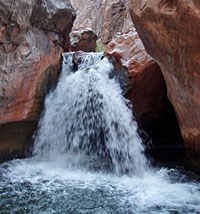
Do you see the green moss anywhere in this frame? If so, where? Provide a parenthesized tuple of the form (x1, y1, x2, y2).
(95, 40, 104, 52)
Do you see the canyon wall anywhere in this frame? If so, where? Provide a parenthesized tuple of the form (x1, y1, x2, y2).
(129, 0, 200, 171)
(69, 0, 134, 49)
(0, 0, 75, 160)
(105, 31, 166, 126)
(70, 0, 166, 127)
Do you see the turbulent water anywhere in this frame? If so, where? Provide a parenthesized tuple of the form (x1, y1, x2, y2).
(0, 52, 200, 213)
(0, 160, 200, 213)
(33, 52, 148, 175)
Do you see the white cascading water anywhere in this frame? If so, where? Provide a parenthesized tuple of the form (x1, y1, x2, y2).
(33, 52, 148, 175)
(0, 52, 199, 213)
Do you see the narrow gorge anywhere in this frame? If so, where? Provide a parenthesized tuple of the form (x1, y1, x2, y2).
(0, 0, 200, 213)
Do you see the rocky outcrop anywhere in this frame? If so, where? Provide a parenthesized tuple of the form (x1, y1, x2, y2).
(31, 0, 75, 49)
(70, 0, 133, 47)
(70, 28, 97, 52)
(106, 30, 166, 126)
(70, 0, 166, 129)
(129, 0, 200, 171)
(0, 0, 75, 161)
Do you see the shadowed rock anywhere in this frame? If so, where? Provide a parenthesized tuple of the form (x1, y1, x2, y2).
(105, 30, 166, 127)
(70, 28, 97, 52)
(0, 0, 75, 161)
(129, 0, 200, 171)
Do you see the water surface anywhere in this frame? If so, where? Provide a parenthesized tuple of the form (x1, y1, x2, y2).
(0, 158, 199, 214)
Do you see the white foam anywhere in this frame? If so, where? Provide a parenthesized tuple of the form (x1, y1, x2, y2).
(1, 159, 199, 213)
(33, 52, 148, 175)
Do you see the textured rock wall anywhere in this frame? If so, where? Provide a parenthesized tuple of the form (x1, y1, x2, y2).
(70, 0, 133, 45)
(70, 28, 97, 52)
(70, 0, 166, 128)
(129, 0, 200, 171)
(0, 0, 75, 160)
(106, 31, 166, 126)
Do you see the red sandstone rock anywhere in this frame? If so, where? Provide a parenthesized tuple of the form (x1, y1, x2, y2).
(70, 0, 132, 45)
(30, 0, 75, 49)
(0, 29, 62, 123)
(129, 0, 200, 170)
(70, 0, 166, 127)
(106, 30, 165, 126)
(0, 0, 75, 160)
(70, 28, 97, 52)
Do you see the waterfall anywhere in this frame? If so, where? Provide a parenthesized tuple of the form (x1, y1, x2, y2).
(1, 52, 199, 214)
(33, 52, 148, 175)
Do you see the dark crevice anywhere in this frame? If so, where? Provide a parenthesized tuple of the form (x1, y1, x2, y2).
(142, 97, 184, 165)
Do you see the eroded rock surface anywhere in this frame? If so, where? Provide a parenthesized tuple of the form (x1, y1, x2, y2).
(70, 0, 166, 129)
(70, 28, 97, 52)
(106, 30, 166, 126)
(129, 0, 200, 170)
(70, 0, 133, 47)
(0, 0, 75, 160)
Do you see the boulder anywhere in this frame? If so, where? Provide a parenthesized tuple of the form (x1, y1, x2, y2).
(105, 30, 166, 126)
(0, 0, 75, 161)
(70, 28, 97, 52)
(129, 0, 200, 171)
(30, 0, 75, 49)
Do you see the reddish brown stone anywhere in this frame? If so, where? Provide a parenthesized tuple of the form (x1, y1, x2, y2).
(70, 0, 133, 45)
(129, 0, 200, 171)
(0, 29, 62, 123)
(106, 30, 166, 126)
(0, 0, 75, 161)
(30, 0, 75, 49)
(0, 122, 37, 162)
(70, 28, 97, 52)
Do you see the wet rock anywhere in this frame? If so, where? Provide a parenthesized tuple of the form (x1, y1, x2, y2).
(105, 30, 166, 126)
(129, 0, 200, 171)
(0, 122, 37, 162)
(0, 0, 75, 160)
(109, 57, 130, 95)
(71, 51, 84, 72)
(70, 28, 97, 52)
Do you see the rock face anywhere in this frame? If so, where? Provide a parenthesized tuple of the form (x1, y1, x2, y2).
(70, 28, 97, 52)
(70, 0, 133, 48)
(31, 0, 75, 49)
(129, 0, 200, 170)
(106, 30, 166, 126)
(0, 0, 75, 161)
(69, 0, 166, 126)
